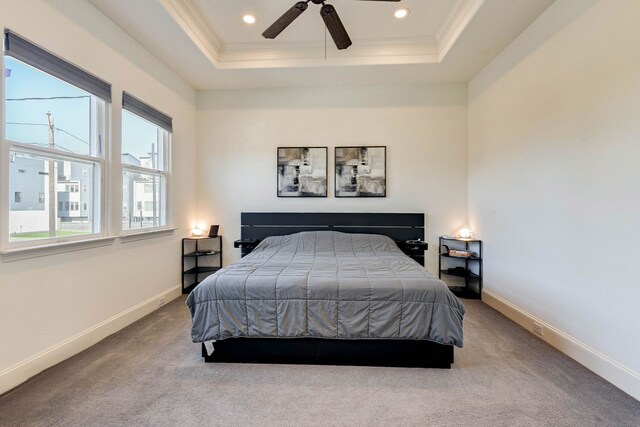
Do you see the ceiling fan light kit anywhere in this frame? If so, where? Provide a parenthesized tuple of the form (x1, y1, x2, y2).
(262, 0, 401, 51)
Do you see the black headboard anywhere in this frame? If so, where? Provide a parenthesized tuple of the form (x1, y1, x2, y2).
(240, 212, 424, 243)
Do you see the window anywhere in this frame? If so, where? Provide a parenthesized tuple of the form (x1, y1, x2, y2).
(14, 192, 22, 203)
(3, 30, 111, 246)
(121, 92, 171, 231)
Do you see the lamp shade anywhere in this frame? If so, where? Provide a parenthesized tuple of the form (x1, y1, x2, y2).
(458, 227, 474, 239)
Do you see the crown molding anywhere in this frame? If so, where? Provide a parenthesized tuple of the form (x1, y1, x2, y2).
(159, 0, 483, 69)
(217, 38, 439, 69)
(158, 0, 222, 67)
(436, 0, 485, 61)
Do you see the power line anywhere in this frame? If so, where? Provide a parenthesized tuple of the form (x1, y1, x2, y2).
(55, 127, 89, 145)
(6, 121, 48, 127)
(9, 141, 77, 154)
(6, 95, 90, 101)
(6, 122, 90, 146)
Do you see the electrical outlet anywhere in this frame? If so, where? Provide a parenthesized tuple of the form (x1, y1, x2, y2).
(158, 297, 166, 306)
(532, 322, 544, 336)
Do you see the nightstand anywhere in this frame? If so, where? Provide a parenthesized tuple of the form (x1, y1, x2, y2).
(397, 240, 428, 266)
(234, 239, 261, 257)
(438, 237, 482, 299)
(182, 236, 222, 294)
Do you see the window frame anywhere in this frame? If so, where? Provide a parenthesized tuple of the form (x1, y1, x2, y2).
(1, 33, 111, 250)
(120, 94, 172, 235)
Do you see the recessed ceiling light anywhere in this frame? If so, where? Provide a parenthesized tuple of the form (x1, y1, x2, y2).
(243, 14, 257, 25)
(394, 8, 410, 19)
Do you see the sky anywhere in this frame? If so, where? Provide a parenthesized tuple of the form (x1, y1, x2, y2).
(5, 56, 160, 162)
(5, 57, 91, 155)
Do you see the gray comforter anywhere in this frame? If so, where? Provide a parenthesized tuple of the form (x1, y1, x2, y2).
(186, 231, 465, 347)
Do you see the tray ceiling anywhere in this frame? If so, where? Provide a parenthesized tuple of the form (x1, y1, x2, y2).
(87, 0, 555, 89)
(194, 0, 461, 44)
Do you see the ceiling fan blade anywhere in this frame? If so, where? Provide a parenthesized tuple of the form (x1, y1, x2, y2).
(262, 1, 309, 39)
(320, 4, 352, 50)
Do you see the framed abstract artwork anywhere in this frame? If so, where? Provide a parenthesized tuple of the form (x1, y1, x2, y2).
(277, 147, 328, 197)
(335, 146, 386, 197)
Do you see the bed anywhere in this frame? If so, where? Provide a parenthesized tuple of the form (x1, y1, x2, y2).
(186, 213, 465, 368)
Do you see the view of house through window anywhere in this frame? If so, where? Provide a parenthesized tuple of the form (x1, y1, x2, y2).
(4, 56, 105, 243)
(121, 108, 169, 231)
(122, 170, 163, 229)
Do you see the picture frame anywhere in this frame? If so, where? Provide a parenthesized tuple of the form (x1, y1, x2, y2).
(335, 146, 386, 198)
(277, 147, 328, 197)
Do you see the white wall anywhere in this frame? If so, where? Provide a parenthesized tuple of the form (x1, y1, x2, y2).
(0, 0, 197, 393)
(196, 85, 469, 273)
(468, 0, 640, 396)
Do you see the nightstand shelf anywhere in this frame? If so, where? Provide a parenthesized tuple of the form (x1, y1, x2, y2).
(438, 237, 483, 299)
(439, 253, 481, 261)
(184, 250, 220, 258)
(183, 266, 221, 275)
(440, 269, 480, 279)
(446, 286, 481, 299)
(182, 236, 222, 294)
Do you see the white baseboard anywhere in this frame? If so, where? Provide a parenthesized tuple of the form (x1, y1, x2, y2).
(483, 290, 640, 402)
(0, 285, 182, 396)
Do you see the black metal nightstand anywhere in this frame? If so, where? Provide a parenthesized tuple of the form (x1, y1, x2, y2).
(438, 237, 483, 299)
(182, 236, 222, 294)
(234, 239, 261, 257)
(397, 240, 428, 266)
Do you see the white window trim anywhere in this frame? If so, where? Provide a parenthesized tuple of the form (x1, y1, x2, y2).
(120, 111, 172, 235)
(8, 140, 103, 166)
(120, 166, 169, 234)
(120, 226, 176, 242)
(1, 55, 110, 251)
(2, 143, 107, 250)
(0, 52, 8, 252)
(0, 227, 178, 261)
(0, 236, 116, 262)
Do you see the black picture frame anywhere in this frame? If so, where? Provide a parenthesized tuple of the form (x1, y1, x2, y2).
(277, 147, 328, 198)
(335, 146, 386, 198)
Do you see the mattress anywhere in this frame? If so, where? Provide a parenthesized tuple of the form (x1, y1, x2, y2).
(186, 231, 465, 347)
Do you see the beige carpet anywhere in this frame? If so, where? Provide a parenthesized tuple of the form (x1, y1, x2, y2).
(1, 296, 638, 426)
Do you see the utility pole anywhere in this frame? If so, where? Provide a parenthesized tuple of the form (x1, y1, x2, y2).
(46, 112, 56, 238)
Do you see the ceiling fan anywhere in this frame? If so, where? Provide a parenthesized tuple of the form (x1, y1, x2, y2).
(262, 0, 401, 50)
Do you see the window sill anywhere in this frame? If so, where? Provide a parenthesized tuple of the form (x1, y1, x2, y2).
(1, 236, 116, 263)
(120, 227, 176, 243)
